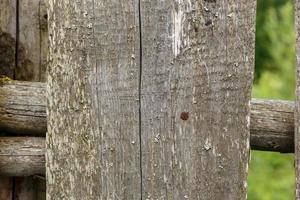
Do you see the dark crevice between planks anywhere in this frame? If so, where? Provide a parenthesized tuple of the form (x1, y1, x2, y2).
(138, 0, 143, 199)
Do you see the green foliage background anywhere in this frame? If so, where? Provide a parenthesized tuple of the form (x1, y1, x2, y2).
(248, 0, 295, 199)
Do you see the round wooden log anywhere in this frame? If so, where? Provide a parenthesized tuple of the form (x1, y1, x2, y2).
(0, 80, 46, 135)
(0, 137, 45, 176)
(0, 81, 295, 152)
(250, 99, 294, 153)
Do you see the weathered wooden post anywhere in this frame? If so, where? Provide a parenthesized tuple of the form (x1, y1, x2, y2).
(47, 0, 256, 199)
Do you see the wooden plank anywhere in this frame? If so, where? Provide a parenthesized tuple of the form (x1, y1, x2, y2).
(39, 0, 48, 82)
(0, 0, 16, 78)
(0, 137, 45, 176)
(140, 0, 256, 199)
(14, 177, 35, 200)
(14, 176, 45, 200)
(17, 0, 48, 81)
(0, 178, 13, 200)
(47, 1, 140, 199)
(17, 0, 40, 81)
(34, 176, 46, 200)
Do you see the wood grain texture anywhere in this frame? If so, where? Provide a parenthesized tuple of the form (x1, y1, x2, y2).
(0, 0, 16, 78)
(0, 80, 46, 135)
(47, 1, 140, 199)
(251, 99, 294, 153)
(140, 0, 256, 199)
(0, 137, 45, 176)
(17, 0, 48, 81)
(39, 0, 48, 82)
(296, 1, 300, 198)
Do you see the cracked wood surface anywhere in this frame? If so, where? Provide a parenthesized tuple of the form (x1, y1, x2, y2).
(140, 0, 256, 199)
(47, 0, 256, 199)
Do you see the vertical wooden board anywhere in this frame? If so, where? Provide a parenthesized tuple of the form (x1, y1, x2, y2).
(13, 176, 45, 200)
(39, 0, 48, 82)
(47, 1, 140, 199)
(14, 177, 35, 200)
(15, 2, 47, 199)
(0, 0, 16, 78)
(140, 0, 256, 199)
(17, 0, 40, 81)
(34, 176, 46, 200)
(296, 1, 300, 198)
(0, 177, 13, 200)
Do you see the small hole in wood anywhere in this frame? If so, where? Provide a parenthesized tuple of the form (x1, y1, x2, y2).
(180, 112, 189, 120)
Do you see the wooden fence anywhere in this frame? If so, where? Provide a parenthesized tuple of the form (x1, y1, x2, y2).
(0, 0, 47, 199)
(0, 0, 299, 199)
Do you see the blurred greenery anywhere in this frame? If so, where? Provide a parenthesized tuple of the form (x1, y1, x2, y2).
(248, 0, 295, 199)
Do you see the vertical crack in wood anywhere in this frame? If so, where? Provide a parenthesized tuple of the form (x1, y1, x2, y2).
(138, 0, 143, 199)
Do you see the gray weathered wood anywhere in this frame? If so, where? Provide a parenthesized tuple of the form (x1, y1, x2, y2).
(0, 0, 16, 78)
(0, 80, 46, 135)
(0, 137, 45, 176)
(296, 1, 300, 198)
(47, 1, 141, 199)
(16, 0, 48, 81)
(140, 0, 256, 199)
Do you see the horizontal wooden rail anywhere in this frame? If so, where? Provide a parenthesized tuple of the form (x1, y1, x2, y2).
(0, 81, 46, 135)
(0, 81, 295, 154)
(250, 99, 294, 152)
(0, 137, 45, 176)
